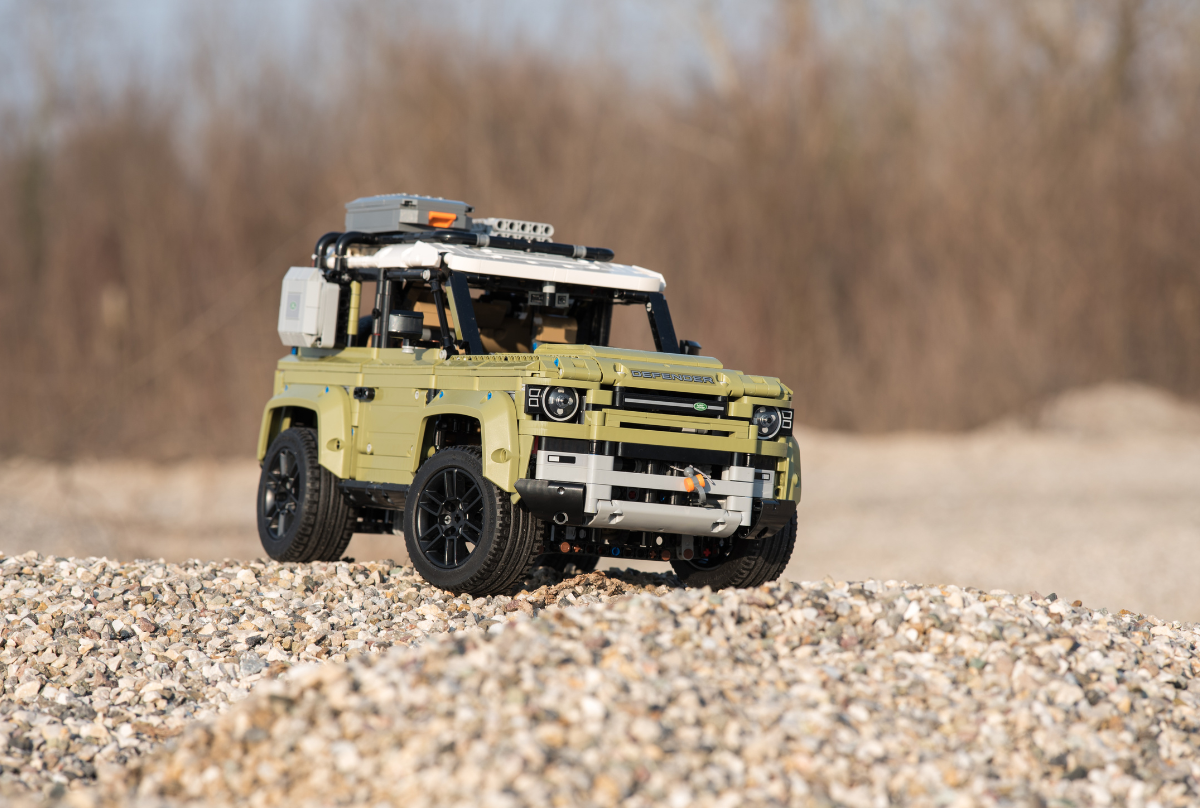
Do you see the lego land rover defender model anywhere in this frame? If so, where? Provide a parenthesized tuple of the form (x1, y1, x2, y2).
(257, 194, 800, 595)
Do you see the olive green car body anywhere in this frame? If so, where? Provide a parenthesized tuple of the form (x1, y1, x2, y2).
(257, 344, 801, 506)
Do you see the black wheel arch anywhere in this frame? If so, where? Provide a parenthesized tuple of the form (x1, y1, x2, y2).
(263, 405, 318, 464)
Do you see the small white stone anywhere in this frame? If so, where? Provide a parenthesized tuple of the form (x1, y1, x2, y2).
(14, 680, 41, 700)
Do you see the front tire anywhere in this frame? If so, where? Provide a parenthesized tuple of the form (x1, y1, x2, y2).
(670, 513, 797, 590)
(404, 447, 537, 595)
(257, 428, 356, 562)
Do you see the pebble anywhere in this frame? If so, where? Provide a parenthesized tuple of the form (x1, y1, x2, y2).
(7, 551, 1200, 806)
(68, 578, 1200, 805)
(0, 551, 673, 801)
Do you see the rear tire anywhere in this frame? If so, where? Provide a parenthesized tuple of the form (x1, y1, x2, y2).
(670, 513, 797, 590)
(404, 447, 537, 595)
(257, 428, 356, 562)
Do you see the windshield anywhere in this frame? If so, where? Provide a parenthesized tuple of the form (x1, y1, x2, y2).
(350, 273, 680, 355)
(461, 279, 677, 354)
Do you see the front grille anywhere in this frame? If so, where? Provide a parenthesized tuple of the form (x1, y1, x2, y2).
(540, 437, 775, 470)
(611, 386, 729, 419)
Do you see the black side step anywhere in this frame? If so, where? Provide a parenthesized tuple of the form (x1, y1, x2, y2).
(340, 480, 409, 511)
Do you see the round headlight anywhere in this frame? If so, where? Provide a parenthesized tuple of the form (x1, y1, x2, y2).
(751, 406, 782, 439)
(541, 386, 580, 422)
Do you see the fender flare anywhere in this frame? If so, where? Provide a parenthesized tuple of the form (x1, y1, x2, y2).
(417, 390, 520, 491)
(257, 385, 353, 478)
(782, 435, 802, 502)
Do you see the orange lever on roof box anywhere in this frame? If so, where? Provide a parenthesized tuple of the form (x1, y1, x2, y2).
(428, 211, 457, 228)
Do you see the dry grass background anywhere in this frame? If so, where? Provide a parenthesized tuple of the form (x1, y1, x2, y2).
(2, 0, 1199, 460)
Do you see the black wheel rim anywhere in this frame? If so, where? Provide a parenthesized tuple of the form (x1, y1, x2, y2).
(415, 467, 484, 570)
(262, 448, 300, 539)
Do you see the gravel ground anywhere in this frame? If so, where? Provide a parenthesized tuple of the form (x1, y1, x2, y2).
(6, 554, 1200, 807)
(0, 553, 675, 801)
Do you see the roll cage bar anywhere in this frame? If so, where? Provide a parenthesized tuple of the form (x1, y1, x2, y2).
(312, 230, 680, 356)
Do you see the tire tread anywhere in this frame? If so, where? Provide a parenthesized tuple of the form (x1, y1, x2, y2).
(669, 512, 797, 590)
(257, 428, 357, 563)
(406, 447, 538, 596)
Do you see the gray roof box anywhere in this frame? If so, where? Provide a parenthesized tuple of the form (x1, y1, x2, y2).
(345, 194, 473, 233)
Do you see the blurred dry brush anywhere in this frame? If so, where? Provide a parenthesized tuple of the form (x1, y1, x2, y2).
(1, 0, 1199, 460)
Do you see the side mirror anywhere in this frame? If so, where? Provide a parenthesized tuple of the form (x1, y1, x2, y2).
(679, 339, 702, 356)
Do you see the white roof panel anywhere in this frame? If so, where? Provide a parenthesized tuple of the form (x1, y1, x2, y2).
(347, 241, 666, 293)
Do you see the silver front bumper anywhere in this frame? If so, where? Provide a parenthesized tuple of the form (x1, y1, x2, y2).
(534, 450, 775, 538)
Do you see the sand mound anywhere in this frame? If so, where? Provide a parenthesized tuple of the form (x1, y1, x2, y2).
(1035, 382, 1200, 437)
